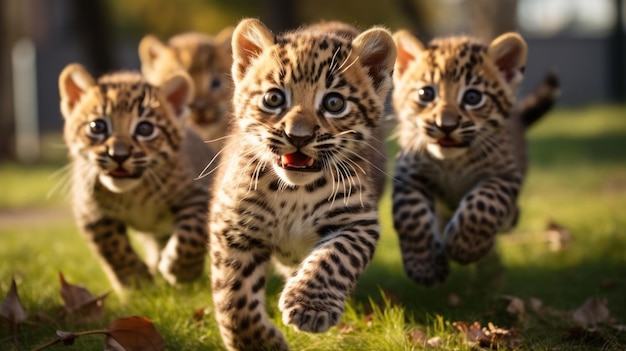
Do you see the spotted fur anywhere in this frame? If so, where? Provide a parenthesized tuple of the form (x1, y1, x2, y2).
(58, 64, 215, 292)
(139, 28, 234, 145)
(391, 31, 532, 286)
(208, 19, 396, 350)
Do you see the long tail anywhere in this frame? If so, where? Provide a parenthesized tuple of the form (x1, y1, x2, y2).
(516, 71, 560, 129)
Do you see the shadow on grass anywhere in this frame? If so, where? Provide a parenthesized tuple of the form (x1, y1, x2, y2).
(353, 250, 626, 325)
(529, 132, 626, 167)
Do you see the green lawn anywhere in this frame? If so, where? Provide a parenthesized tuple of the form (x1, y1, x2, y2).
(1, 105, 625, 350)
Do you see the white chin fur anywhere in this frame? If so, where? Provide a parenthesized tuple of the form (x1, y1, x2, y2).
(98, 174, 142, 193)
(272, 163, 320, 187)
(426, 143, 468, 159)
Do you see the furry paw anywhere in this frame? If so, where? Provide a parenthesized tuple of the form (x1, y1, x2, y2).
(402, 242, 450, 286)
(279, 287, 343, 333)
(445, 222, 496, 264)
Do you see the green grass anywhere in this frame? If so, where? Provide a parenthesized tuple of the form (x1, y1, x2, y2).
(1, 105, 626, 350)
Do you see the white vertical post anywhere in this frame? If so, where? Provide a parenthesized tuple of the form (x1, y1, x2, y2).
(12, 38, 40, 163)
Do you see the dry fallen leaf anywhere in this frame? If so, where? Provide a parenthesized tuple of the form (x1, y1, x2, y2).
(545, 219, 572, 252)
(59, 271, 110, 321)
(426, 336, 442, 347)
(192, 307, 211, 328)
(0, 278, 28, 325)
(572, 297, 612, 327)
(500, 295, 526, 322)
(454, 321, 520, 349)
(407, 328, 426, 345)
(105, 316, 166, 351)
(337, 323, 359, 335)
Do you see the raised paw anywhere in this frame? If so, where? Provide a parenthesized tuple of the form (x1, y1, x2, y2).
(402, 241, 450, 286)
(279, 287, 344, 333)
(445, 221, 496, 264)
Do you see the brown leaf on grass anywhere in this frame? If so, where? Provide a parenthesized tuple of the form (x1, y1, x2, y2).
(0, 278, 28, 325)
(571, 297, 612, 327)
(105, 316, 165, 351)
(453, 321, 520, 349)
(426, 336, 443, 347)
(56, 330, 77, 346)
(407, 328, 426, 345)
(500, 295, 526, 321)
(337, 323, 360, 336)
(59, 271, 110, 322)
(192, 307, 211, 327)
(545, 219, 572, 252)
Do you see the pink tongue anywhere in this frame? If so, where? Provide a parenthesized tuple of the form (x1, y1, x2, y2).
(282, 152, 312, 167)
(439, 137, 458, 146)
(110, 167, 130, 177)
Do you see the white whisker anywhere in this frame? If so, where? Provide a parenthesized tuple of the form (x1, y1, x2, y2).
(47, 163, 73, 200)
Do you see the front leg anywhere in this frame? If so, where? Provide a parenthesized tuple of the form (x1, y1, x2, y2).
(445, 175, 521, 264)
(279, 216, 379, 333)
(80, 217, 151, 291)
(210, 227, 288, 351)
(392, 168, 449, 286)
(158, 200, 209, 284)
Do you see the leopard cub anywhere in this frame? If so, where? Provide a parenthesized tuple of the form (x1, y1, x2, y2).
(391, 31, 533, 286)
(139, 28, 234, 146)
(209, 19, 396, 351)
(59, 64, 215, 292)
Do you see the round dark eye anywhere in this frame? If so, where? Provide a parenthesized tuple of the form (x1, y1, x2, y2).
(263, 89, 285, 109)
(135, 121, 155, 137)
(210, 77, 222, 89)
(322, 92, 346, 114)
(462, 89, 483, 106)
(418, 86, 436, 103)
(89, 119, 107, 135)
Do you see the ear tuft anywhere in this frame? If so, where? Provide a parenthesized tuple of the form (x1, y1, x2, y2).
(231, 18, 275, 84)
(162, 71, 194, 118)
(488, 32, 527, 90)
(392, 30, 425, 79)
(58, 63, 96, 118)
(352, 27, 397, 95)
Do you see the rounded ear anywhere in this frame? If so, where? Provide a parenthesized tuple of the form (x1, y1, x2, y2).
(161, 70, 194, 119)
(138, 35, 167, 73)
(58, 63, 96, 119)
(393, 30, 425, 79)
(216, 26, 234, 45)
(216, 26, 234, 57)
(231, 18, 275, 84)
(352, 27, 397, 95)
(488, 32, 527, 90)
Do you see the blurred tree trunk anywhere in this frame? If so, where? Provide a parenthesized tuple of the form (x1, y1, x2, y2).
(0, 1, 16, 160)
(465, 0, 518, 41)
(70, 0, 115, 75)
(263, 0, 299, 32)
